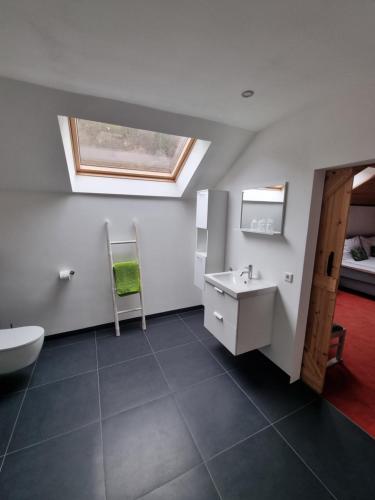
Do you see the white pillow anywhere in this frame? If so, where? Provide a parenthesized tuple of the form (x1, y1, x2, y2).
(360, 236, 375, 256)
(343, 236, 361, 259)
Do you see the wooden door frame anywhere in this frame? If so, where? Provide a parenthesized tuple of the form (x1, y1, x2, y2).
(300, 164, 366, 392)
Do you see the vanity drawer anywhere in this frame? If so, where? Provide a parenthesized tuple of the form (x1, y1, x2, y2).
(204, 304, 237, 354)
(203, 282, 238, 326)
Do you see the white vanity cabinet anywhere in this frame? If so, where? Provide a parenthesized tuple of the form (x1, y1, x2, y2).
(203, 274, 277, 355)
(194, 189, 228, 290)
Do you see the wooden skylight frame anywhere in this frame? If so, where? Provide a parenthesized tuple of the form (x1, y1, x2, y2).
(69, 117, 196, 182)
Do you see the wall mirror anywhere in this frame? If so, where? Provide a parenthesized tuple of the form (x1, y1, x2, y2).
(240, 183, 287, 235)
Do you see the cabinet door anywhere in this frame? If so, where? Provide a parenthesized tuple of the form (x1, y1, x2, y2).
(196, 190, 208, 228)
(194, 253, 206, 289)
(203, 282, 238, 326)
(204, 304, 237, 354)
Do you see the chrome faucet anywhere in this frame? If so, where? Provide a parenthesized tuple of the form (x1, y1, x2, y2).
(240, 265, 253, 280)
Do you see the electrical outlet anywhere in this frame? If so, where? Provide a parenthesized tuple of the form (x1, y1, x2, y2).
(284, 272, 294, 283)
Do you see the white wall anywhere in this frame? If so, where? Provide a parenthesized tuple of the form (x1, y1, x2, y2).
(347, 206, 375, 236)
(0, 77, 252, 336)
(2, 74, 375, 378)
(217, 82, 375, 381)
(0, 191, 199, 335)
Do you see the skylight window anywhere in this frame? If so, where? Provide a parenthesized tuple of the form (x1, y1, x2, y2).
(69, 118, 196, 181)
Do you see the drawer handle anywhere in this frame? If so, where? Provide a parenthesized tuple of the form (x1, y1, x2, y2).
(214, 287, 224, 294)
(213, 311, 223, 321)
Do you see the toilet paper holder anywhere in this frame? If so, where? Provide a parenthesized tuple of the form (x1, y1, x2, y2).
(59, 270, 75, 280)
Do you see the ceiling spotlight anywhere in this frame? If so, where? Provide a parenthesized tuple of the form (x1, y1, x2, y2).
(241, 90, 254, 98)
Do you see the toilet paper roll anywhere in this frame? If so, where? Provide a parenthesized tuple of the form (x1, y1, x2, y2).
(59, 270, 73, 280)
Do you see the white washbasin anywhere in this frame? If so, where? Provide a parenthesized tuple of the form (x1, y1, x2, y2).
(204, 271, 277, 299)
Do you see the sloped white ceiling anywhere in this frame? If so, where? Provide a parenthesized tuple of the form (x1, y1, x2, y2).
(1, 1, 375, 130)
(0, 78, 252, 195)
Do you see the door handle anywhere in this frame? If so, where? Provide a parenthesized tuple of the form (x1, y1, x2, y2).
(326, 251, 334, 277)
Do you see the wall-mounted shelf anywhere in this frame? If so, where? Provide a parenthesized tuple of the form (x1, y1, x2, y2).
(242, 200, 284, 205)
(196, 228, 208, 253)
(241, 229, 282, 235)
(195, 250, 207, 258)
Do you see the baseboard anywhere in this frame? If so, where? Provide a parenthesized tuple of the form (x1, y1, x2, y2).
(46, 304, 204, 338)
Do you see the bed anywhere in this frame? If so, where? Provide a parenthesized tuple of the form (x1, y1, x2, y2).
(340, 255, 375, 297)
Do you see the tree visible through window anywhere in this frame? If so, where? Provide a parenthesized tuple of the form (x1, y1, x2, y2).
(69, 118, 196, 181)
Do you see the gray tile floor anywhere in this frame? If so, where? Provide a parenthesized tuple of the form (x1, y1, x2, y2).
(0, 309, 374, 499)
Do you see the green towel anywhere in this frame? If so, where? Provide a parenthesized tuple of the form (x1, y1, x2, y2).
(113, 260, 140, 296)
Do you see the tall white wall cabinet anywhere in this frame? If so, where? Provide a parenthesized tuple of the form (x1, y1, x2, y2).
(194, 189, 228, 289)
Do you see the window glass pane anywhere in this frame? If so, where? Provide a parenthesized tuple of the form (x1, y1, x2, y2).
(76, 118, 190, 174)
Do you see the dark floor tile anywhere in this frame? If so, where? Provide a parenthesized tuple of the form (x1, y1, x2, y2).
(181, 310, 212, 340)
(276, 399, 375, 500)
(120, 313, 178, 330)
(176, 374, 267, 459)
(156, 342, 223, 391)
(30, 341, 97, 387)
(10, 372, 99, 451)
(0, 423, 105, 500)
(0, 391, 25, 455)
(0, 364, 34, 396)
(141, 464, 219, 500)
(44, 329, 95, 349)
(102, 395, 201, 499)
(179, 308, 204, 318)
(203, 336, 252, 371)
(146, 319, 195, 352)
(97, 327, 151, 368)
(96, 319, 146, 338)
(120, 317, 145, 329)
(96, 321, 145, 339)
(95, 324, 117, 339)
(207, 427, 333, 500)
(99, 355, 170, 418)
(145, 313, 179, 326)
(229, 350, 316, 421)
(123, 313, 178, 328)
(95, 314, 180, 340)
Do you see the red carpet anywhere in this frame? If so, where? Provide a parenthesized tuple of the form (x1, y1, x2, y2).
(324, 290, 375, 437)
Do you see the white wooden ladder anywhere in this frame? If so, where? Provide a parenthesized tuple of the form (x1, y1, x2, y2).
(105, 220, 146, 336)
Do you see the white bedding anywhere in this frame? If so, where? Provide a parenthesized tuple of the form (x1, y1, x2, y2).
(341, 256, 375, 275)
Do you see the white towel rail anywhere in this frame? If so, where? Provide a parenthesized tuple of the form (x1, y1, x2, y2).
(105, 220, 146, 336)
(111, 240, 137, 245)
